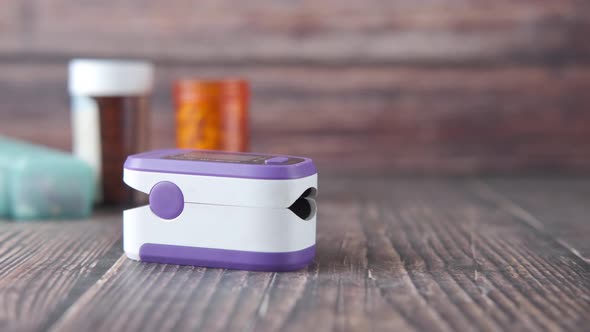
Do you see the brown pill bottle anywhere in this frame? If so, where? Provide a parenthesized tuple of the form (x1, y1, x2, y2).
(69, 59, 153, 205)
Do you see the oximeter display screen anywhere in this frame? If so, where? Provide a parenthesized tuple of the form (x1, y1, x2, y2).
(170, 151, 258, 162)
(164, 151, 304, 165)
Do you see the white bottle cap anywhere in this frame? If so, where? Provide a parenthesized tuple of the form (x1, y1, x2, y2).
(69, 59, 154, 96)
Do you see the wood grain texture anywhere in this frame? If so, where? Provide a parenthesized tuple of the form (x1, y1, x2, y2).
(44, 177, 590, 332)
(0, 1, 589, 174)
(0, 214, 121, 331)
(2, 62, 590, 174)
(0, 0, 26, 52)
(1, 0, 589, 64)
(481, 177, 590, 261)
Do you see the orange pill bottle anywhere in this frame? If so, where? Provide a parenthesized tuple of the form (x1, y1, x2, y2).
(173, 79, 249, 152)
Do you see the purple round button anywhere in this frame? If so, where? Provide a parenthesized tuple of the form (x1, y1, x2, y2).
(149, 181, 184, 220)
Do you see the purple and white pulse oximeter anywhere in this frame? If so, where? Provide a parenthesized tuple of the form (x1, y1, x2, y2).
(122, 149, 318, 271)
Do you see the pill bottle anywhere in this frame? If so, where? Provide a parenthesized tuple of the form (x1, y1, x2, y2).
(173, 79, 249, 152)
(69, 59, 153, 205)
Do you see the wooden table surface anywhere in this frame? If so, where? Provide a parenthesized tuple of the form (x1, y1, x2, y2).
(1, 176, 589, 332)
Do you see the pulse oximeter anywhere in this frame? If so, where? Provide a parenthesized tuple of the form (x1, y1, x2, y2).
(122, 149, 318, 271)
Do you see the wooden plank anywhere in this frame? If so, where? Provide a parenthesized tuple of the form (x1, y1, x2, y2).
(48, 177, 590, 331)
(1, 62, 590, 173)
(0, 0, 585, 63)
(0, 214, 121, 331)
(477, 177, 590, 261)
(357, 177, 590, 331)
(0, 0, 27, 51)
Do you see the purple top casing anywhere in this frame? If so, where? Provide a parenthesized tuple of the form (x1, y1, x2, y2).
(124, 149, 317, 180)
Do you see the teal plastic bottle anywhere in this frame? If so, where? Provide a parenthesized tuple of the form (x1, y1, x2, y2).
(0, 136, 95, 220)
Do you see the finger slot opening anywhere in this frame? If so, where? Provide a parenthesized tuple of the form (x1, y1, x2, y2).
(288, 187, 317, 220)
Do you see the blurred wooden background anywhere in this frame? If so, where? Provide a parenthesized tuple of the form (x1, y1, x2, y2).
(1, 0, 589, 174)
